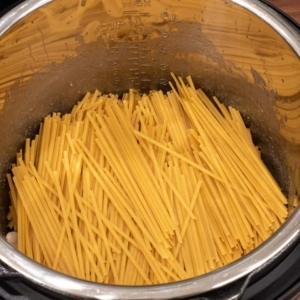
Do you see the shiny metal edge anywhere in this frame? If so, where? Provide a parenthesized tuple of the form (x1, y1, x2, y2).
(232, 0, 300, 57)
(0, 0, 52, 36)
(0, 0, 300, 299)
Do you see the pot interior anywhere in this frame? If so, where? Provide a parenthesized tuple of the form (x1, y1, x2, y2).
(0, 0, 299, 280)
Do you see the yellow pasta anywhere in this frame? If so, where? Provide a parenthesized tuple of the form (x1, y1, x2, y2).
(6, 74, 288, 285)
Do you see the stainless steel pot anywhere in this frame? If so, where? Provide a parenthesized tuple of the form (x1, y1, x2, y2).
(0, 0, 300, 299)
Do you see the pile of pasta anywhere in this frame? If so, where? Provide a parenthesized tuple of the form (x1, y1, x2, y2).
(7, 74, 288, 285)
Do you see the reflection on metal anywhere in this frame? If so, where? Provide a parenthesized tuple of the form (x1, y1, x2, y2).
(232, 0, 300, 57)
(0, 0, 52, 36)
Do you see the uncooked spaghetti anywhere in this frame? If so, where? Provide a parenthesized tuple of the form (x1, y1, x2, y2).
(7, 74, 288, 284)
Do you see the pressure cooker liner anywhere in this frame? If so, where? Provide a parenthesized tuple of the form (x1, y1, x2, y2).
(0, 0, 299, 298)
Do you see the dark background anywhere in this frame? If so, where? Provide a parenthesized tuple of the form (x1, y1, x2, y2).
(270, 0, 300, 23)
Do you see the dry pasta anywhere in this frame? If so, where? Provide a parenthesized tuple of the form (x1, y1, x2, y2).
(6, 74, 288, 284)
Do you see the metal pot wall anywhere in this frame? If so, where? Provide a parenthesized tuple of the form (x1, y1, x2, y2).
(0, 0, 299, 299)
